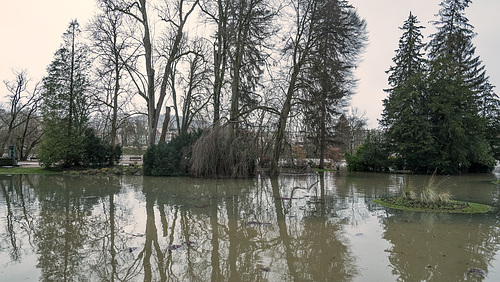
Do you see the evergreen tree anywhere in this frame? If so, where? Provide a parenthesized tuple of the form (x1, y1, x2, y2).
(426, 0, 496, 172)
(386, 12, 427, 88)
(38, 20, 92, 167)
(382, 0, 499, 173)
(381, 13, 432, 172)
(302, 0, 367, 169)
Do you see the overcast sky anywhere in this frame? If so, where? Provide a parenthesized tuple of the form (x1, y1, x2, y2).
(1, 0, 499, 128)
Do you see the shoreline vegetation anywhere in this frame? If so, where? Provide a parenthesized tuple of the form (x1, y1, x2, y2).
(0, 164, 142, 176)
(374, 172, 493, 213)
(374, 198, 491, 214)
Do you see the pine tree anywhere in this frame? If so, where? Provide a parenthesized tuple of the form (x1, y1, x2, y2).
(382, 1, 498, 173)
(39, 20, 92, 167)
(386, 12, 427, 88)
(426, 0, 496, 172)
(381, 13, 432, 172)
(302, 0, 367, 169)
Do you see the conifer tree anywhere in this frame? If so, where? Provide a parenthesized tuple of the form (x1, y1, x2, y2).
(38, 20, 92, 167)
(301, 0, 367, 169)
(381, 12, 432, 171)
(426, 0, 496, 172)
(382, 0, 499, 173)
(386, 12, 426, 88)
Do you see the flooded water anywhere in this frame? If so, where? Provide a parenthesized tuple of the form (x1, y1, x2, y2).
(1, 171, 500, 281)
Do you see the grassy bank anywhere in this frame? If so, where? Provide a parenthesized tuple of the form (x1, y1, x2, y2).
(0, 166, 62, 175)
(374, 197, 491, 213)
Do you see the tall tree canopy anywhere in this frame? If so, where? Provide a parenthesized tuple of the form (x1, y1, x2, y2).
(381, 13, 434, 172)
(301, 0, 367, 169)
(38, 20, 93, 167)
(381, 0, 499, 173)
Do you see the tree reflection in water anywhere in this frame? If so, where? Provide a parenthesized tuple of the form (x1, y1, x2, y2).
(1, 173, 500, 281)
(382, 211, 500, 281)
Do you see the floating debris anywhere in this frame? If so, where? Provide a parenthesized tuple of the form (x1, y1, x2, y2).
(355, 233, 364, 237)
(167, 244, 182, 251)
(82, 196, 98, 199)
(195, 204, 209, 208)
(310, 200, 325, 204)
(260, 267, 271, 272)
(247, 221, 272, 226)
(277, 197, 297, 200)
(127, 247, 138, 253)
(183, 241, 196, 246)
(468, 268, 486, 277)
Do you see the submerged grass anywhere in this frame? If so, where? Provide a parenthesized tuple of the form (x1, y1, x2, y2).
(374, 197, 491, 214)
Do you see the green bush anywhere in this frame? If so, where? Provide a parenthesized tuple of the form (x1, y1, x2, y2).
(345, 133, 391, 172)
(143, 131, 202, 177)
(0, 158, 14, 166)
(81, 128, 122, 168)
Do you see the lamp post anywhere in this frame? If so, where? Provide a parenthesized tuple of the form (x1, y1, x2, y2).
(8, 145, 18, 166)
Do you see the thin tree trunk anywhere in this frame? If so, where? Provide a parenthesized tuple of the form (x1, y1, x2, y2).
(159, 107, 171, 143)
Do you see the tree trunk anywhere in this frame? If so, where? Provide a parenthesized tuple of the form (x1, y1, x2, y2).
(159, 107, 171, 144)
(212, 0, 229, 125)
(271, 65, 300, 176)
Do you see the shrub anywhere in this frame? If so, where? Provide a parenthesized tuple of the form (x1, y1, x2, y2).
(189, 124, 257, 178)
(345, 133, 391, 172)
(143, 131, 201, 176)
(81, 128, 122, 168)
(402, 172, 451, 204)
(0, 158, 14, 166)
(401, 180, 417, 200)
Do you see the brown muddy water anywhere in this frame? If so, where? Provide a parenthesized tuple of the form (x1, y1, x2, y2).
(1, 171, 500, 281)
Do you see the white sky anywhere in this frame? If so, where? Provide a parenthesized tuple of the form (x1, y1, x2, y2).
(1, 0, 499, 128)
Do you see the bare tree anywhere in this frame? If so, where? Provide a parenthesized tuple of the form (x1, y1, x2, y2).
(104, 0, 157, 144)
(226, 0, 277, 132)
(271, 0, 366, 174)
(89, 2, 135, 164)
(271, 0, 320, 175)
(169, 37, 211, 136)
(199, 0, 231, 125)
(1, 70, 42, 159)
(105, 0, 200, 145)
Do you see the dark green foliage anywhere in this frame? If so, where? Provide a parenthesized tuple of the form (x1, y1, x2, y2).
(381, 1, 499, 174)
(38, 127, 121, 168)
(0, 158, 15, 166)
(302, 0, 367, 169)
(345, 133, 390, 172)
(39, 20, 93, 168)
(386, 12, 426, 88)
(38, 119, 85, 168)
(81, 128, 122, 168)
(143, 131, 202, 177)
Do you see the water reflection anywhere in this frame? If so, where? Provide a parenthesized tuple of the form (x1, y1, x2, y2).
(1, 172, 500, 281)
(382, 211, 500, 281)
